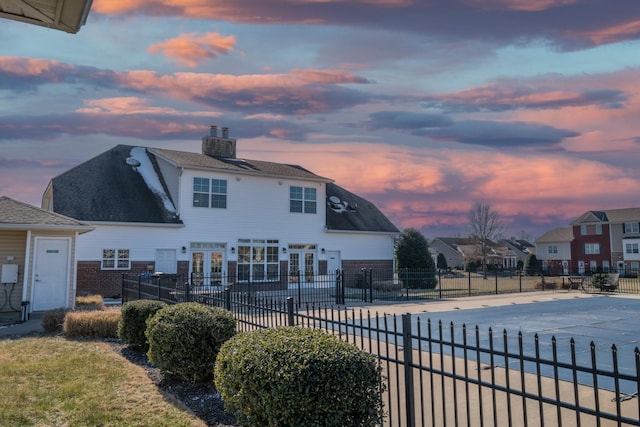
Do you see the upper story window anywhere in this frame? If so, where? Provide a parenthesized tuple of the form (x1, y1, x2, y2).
(583, 243, 601, 255)
(547, 245, 558, 255)
(595, 224, 602, 235)
(193, 177, 227, 209)
(626, 243, 639, 254)
(290, 186, 316, 214)
(102, 249, 130, 270)
(580, 224, 587, 235)
(624, 223, 640, 234)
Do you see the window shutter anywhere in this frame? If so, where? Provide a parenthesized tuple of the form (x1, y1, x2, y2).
(623, 223, 626, 234)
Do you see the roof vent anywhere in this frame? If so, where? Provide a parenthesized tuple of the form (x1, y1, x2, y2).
(328, 196, 356, 213)
(125, 157, 141, 167)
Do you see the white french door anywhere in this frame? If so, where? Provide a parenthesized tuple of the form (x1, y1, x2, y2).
(289, 251, 315, 287)
(191, 250, 225, 286)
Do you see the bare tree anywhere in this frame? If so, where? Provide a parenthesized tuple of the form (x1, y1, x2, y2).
(469, 202, 505, 278)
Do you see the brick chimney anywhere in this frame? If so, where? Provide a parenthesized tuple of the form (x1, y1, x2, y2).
(202, 125, 236, 158)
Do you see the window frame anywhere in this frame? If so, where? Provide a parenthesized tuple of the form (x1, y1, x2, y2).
(625, 243, 639, 254)
(547, 245, 558, 255)
(102, 248, 130, 270)
(624, 223, 640, 234)
(236, 239, 280, 282)
(289, 185, 317, 214)
(193, 177, 227, 209)
(583, 243, 601, 255)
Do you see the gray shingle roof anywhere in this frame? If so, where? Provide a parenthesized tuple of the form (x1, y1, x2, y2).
(51, 145, 182, 224)
(571, 207, 640, 225)
(325, 183, 399, 233)
(535, 227, 574, 243)
(151, 147, 331, 182)
(0, 196, 93, 231)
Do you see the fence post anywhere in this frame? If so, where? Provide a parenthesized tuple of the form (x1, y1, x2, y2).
(519, 270, 522, 292)
(495, 269, 498, 294)
(438, 269, 442, 299)
(286, 297, 295, 326)
(402, 313, 416, 427)
(185, 273, 191, 302)
(468, 270, 472, 296)
(368, 269, 373, 303)
(297, 270, 302, 306)
(335, 269, 343, 305)
(224, 287, 231, 311)
(121, 274, 126, 304)
(137, 274, 142, 300)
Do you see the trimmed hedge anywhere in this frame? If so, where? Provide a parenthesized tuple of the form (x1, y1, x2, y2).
(63, 308, 120, 338)
(146, 303, 236, 383)
(214, 327, 385, 427)
(117, 299, 168, 351)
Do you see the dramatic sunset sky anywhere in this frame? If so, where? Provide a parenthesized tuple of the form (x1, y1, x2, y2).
(2, 0, 640, 240)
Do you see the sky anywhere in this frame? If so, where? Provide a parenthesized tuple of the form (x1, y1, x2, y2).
(2, 0, 640, 241)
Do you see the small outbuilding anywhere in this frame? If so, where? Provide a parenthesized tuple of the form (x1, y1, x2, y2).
(0, 196, 93, 322)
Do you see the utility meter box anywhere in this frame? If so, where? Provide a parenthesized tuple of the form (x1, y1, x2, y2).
(1, 264, 18, 284)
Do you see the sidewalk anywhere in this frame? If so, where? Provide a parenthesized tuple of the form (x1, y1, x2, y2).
(343, 288, 631, 316)
(0, 312, 44, 338)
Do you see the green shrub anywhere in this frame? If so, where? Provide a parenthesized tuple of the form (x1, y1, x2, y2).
(75, 294, 105, 311)
(42, 308, 70, 333)
(146, 303, 236, 383)
(63, 308, 120, 338)
(117, 299, 168, 351)
(214, 327, 385, 427)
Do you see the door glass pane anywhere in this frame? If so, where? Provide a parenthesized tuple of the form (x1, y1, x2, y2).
(211, 252, 223, 284)
(192, 252, 204, 285)
(289, 253, 299, 284)
(304, 253, 315, 283)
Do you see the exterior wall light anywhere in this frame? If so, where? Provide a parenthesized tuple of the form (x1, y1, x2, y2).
(231, 247, 236, 254)
(282, 247, 287, 254)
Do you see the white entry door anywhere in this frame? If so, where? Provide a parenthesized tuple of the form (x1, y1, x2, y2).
(32, 238, 70, 311)
(289, 251, 315, 287)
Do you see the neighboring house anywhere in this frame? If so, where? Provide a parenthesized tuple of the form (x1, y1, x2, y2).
(43, 127, 399, 297)
(535, 227, 573, 275)
(430, 237, 519, 270)
(0, 196, 93, 318)
(500, 239, 536, 267)
(570, 208, 640, 276)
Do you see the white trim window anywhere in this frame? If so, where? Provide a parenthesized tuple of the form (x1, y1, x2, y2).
(626, 243, 639, 254)
(547, 245, 558, 255)
(624, 223, 640, 233)
(289, 186, 316, 214)
(584, 243, 601, 255)
(237, 239, 279, 282)
(102, 249, 130, 270)
(193, 177, 227, 209)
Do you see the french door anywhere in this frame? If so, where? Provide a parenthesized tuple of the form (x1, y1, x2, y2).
(288, 251, 315, 287)
(191, 250, 225, 286)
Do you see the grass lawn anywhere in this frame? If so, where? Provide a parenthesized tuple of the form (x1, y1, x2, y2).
(0, 336, 206, 427)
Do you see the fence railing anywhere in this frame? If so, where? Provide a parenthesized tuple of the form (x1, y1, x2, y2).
(122, 269, 640, 307)
(122, 276, 640, 426)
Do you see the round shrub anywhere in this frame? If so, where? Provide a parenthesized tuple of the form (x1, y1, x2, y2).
(146, 303, 236, 383)
(214, 327, 385, 427)
(117, 299, 168, 351)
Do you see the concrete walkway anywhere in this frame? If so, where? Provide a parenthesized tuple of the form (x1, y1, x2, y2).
(0, 312, 45, 338)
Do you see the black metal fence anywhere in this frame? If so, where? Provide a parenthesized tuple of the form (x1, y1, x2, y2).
(121, 269, 640, 426)
(122, 269, 640, 307)
(143, 289, 640, 426)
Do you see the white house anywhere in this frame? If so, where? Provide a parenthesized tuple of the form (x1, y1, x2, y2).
(42, 127, 399, 297)
(535, 227, 573, 275)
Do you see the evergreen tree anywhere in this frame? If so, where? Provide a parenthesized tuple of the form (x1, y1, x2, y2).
(395, 228, 437, 289)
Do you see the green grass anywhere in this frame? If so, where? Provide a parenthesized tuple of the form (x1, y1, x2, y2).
(0, 337, 206, 427)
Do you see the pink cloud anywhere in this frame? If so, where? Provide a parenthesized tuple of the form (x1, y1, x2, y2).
(566, 19, 640, 45)
(463, 0, 580, 12)
(76, 97, 221, 117)
(148, 32, 236, 67)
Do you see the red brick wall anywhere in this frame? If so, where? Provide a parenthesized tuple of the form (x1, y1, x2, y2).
(571, 224, 611, 273)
